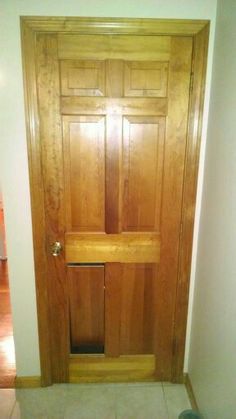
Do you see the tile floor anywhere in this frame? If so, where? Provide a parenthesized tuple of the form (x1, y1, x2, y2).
(0, 382, 191, 419)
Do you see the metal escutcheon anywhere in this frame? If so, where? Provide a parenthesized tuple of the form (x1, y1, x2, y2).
(51, 241, 62, 257)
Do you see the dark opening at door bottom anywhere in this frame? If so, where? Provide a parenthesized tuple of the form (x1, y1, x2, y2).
(71, 344, 104, 354)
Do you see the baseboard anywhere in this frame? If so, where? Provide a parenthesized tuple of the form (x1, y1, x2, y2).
(184, 373, 199, 412)
(15, 376, 41, 388)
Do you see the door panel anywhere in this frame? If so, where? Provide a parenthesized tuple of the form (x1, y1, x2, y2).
(105, 263, 158, 356)
(63, 116, 105, 232)
(68, 266, 104, 354)
(122, 116, 165, 232)
(60, 60, 106, 96)
(124, 61, 169, 97)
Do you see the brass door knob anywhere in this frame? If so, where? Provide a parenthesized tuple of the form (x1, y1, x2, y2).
(51, 241, 62, 256)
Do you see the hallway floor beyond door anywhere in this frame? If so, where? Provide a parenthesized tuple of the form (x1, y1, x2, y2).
(0, 261, 16, 388)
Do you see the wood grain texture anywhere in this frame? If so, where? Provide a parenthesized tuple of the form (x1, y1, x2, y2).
(65, 233, 160, 263)
(155, 37, 193, 381)
(122, 116, 165, 232)
(105, 264, 158, 357)
(119, 264, 158, 355)
(63, 115, 105, 232)
(172, 24, 210, 382)
(20, 23, 52, 387)
(124, 61, 169, 97)
(69, 354, 156, 383)
(36, 34, 69, 383)
(68, 266, 104, 351)
(22, 17, 208, 36)
(58, 34, 171, 60)
(105, 263, 122, 357)
(61, 97, 167, 116)
(105, 115, 122, 233)
(60, 60, 106, 96)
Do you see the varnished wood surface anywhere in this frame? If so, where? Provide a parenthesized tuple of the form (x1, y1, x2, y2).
(105, 263, 158, 357)
(63, 115, 105, 232)
(104, 263, 122, 357)
(60, 60, 106, 97)
(172, 23, 210, 382)
(21, 21, 52, 386)
(124, 61, 168, 97)
(61, 97, 168, 116)
(58, 34, 171, 61)
(69, 354, 156, 383)
(0, 261, 16, 388)
(68, 266, 104, 351)
(122, 116, 165, 232)
(105, 115, 122, 233)
(21, 17, 209, 385)
(155, 37, 193, 381)
(36, 34, 69, 383)
(22, 16, 208, 36)
(65, 233, 160, 263)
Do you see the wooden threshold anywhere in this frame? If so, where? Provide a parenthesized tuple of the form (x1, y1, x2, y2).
(69, 354, 156, 383)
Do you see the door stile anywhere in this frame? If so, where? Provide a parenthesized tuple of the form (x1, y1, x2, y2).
(36, 33, 69, 382)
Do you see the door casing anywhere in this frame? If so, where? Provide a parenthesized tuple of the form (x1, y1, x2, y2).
(20, 16, 209, 386)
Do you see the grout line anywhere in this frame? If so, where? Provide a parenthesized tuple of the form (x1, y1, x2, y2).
(161, 382, 170, 419)
(9, 398, 17, 419)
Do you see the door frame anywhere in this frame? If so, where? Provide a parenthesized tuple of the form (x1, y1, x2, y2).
(20, 16, 209, 386)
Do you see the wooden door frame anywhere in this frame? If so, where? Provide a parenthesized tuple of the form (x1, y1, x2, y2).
(20, 16, 209, 386)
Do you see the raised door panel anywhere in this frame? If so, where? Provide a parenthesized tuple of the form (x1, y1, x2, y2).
(63, 115, 105, 232)
(122, 116, 165, 232)
(60, 60, 106, 96)
(124, 61, 169, 97)
(68, 266, 105, 353)
(105, 263, 158, 356)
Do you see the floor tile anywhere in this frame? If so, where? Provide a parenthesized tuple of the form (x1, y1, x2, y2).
(163, 384, 191, 419)
(116, 384, 168, 419)
(0, 389, 16, 419)
(5, 383, 192, 419)
(13, 384, 117, 419)
(64, 384, 116, 419)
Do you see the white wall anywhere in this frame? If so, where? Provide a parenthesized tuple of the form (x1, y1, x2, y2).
(188, 1, 236, 417)
(0, 0, 217, 376)
(0, 185, 7, 260)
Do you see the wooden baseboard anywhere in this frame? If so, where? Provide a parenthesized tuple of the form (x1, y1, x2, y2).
(15, 376, 41, 388)
(184, 373, 199, 412)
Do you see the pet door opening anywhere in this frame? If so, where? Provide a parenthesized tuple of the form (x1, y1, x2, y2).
(68, 264, 105, 354)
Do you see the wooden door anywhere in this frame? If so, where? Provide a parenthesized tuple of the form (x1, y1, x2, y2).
(24, 19, 209, 385)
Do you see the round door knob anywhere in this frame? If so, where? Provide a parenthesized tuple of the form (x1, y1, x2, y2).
(51, 241, 62, 256)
